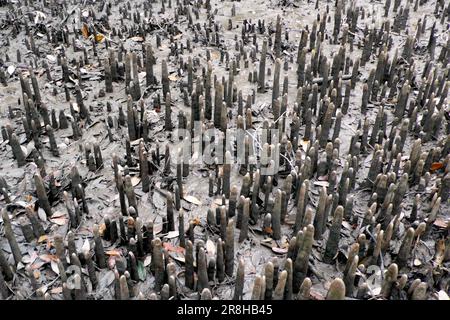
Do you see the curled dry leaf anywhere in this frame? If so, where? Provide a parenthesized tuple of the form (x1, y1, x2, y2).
(272, 247, 288, 255)
(95, 33, 104, 43)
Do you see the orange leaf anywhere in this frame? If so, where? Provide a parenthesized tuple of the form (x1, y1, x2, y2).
(106, 250, 122, 257)
(430, 162, 444, 172)
(264, 227, 273, 234)
(81, 24, 89, 39)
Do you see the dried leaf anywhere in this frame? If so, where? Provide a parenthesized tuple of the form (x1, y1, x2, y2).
(264, 227, 273, 234)
(106, 250, 122, 257)
(95, 33, 104, 43)
(163, 242, 185, 254)
(272, 247, 288, 254)
(433, 218, 448, 229)
(430, 162, 444, 172)
(38, 235, 48, 243)
(50, 211, 66, 219)
(81, 24, 89, 39)
(39, 254, 58, 263)
(183, 195, 202, 205)
(168, 74, 179, 81)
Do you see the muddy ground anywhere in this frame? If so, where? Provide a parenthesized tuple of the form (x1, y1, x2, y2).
(0, 0, 449, 300)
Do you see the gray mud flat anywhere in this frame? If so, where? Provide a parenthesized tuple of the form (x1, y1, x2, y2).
(0, 0, 449, 300)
